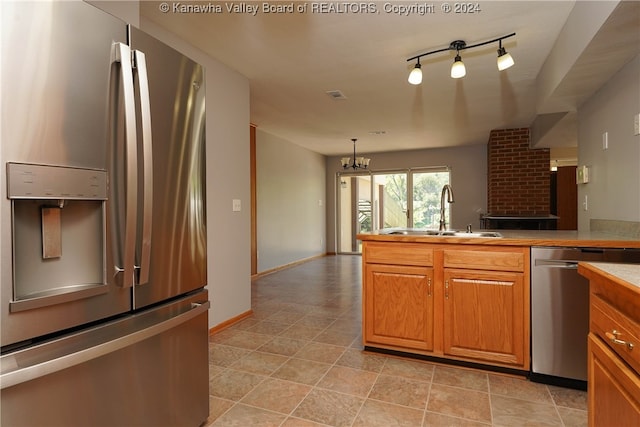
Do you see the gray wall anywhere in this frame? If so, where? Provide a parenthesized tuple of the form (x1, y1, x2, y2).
(326, 144, 488, 253)
(256, 129, 326, 272)
(577, 54, 640, 231)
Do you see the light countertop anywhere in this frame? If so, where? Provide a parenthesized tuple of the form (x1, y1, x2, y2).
(357, 229, 640, 249)
(578, 262, 640, 289)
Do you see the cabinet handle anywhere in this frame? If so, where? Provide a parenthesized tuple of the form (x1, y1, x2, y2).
(605, 330, 635, 350)
(427, 277, 432, 297)
(445, 279, 449, 299)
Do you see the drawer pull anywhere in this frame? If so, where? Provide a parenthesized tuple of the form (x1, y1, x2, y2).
(605, 330, 635, 350)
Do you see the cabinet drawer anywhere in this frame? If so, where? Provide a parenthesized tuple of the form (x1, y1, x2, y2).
(591, 294, 640, 374)
(364, 242, 433, 266)
(443, 248, 525, 272)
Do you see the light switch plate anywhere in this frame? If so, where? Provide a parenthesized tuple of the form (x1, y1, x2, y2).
(634, 113, 640, 136)
(232, 199, 241, 212)
(576, 165, 589, 184)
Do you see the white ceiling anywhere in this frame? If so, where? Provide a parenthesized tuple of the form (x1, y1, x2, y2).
(140, 1, 639, 156)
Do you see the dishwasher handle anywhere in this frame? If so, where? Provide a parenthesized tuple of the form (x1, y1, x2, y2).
(534, 259, 579, 269)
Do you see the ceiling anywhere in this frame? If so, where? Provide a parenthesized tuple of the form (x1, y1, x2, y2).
(140, 1, 639, 157)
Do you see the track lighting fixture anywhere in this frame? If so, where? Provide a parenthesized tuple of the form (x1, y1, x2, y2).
(407, 33, 515, 84)
(340, 138, 370, 170)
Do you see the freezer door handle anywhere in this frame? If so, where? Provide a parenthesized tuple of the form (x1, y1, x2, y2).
(133, 49, 153, 286)
(0, 300, 210, 389)
(113, 42, 138, 289)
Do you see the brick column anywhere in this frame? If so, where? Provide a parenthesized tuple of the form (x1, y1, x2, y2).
(487, 128, 550, 215)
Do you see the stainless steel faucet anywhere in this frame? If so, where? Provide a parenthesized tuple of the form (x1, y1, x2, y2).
(439, 184, 455, 231)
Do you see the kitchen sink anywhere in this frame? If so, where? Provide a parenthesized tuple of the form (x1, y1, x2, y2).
(379, 228, 502, 238)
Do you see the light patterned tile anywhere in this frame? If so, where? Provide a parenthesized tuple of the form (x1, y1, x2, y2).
(241, 378, 311, 414)
(427, 384, 491, 424)
(488, 374, 554, 405)
(491, 394, 563, 426)
(369, 374, 430, 409)
(293, 389, 364, 427)
(295, 342, 346, 364)
(548, 385, 588, 410)
(209, 344, 251, 367)
(380, 357, 435, 382)
(211, 329, 274, 350)
(432, 365, 489, 392)
(229, 351, 289, 375)
(246, 320, 291, 336)
(279, 323, 324, 340)
(281, 417, 329, 427)
(204, 396, 234, 425)
(316, 365, 378, 397)
(272, 358, 331, 386)
(556, 407, 588, 427)
(210, 403, 285, 427)
(336, 349, 387, 373)
(209, 369, 265, 401)
(258, 336, 309, 356)
(352, 399, 425, 427)
(423, 411, 491, 426)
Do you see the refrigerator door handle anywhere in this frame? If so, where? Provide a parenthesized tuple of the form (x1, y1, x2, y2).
(0, 300, 210, 389)
(113, 42, 138, 289)
(133, 49, 153, 286)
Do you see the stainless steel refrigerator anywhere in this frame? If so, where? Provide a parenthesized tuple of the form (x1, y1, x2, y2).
(0, 2, 209, 425)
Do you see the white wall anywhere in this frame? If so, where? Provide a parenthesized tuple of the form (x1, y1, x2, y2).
(326, 144, 488, 253)
(256, 129, 326, 272)
(139, 19, 252, 329)
(577, 54, 640, 231)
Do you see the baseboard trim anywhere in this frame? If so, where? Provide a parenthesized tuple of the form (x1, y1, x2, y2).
(251, 253, 328, 280)
(209, 309, 253, 336)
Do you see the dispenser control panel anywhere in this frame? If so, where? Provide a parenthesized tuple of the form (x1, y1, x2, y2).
(7, 162, 107, 200)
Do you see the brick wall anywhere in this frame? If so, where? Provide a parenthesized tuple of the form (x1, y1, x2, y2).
(487, 128, 550, 215)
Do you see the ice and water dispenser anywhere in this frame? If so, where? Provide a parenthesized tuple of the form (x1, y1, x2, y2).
(7, 162, 108, 311)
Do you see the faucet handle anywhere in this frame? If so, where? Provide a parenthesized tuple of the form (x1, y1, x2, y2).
(466, 224, 472, 233)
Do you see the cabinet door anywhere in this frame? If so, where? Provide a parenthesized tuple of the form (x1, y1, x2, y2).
(364, 264, 434, 351)
(588, 334, 640, 427)
(443, 268, 525, 367)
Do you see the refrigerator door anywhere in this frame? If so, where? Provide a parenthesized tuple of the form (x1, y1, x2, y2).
(1, 1, 131, 348)
(128, 28, 207, 309)
(0, 290, 210, 426)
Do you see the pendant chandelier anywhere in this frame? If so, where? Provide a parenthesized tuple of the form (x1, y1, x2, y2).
(407, 33, 516, 85)
(340, 138, 370, 170)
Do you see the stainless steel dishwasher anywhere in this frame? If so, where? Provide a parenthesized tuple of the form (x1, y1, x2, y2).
(530, 246, 640, 389)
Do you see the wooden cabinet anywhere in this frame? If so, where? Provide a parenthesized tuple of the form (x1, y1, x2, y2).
(362, 241, 530, 370)
(442, 247, 528, 367)
(580, 263, 640, 426)
(443, 269, 525, 366)
(363, 242, 434, 350)
(365, 263, 434, 350)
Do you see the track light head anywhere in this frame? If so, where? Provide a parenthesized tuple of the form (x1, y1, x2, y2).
(408, 60, 423, 85)
(450, 54, 466, 79)
(496, 43, 514, 71)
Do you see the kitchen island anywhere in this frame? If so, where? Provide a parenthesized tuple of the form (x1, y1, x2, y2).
(357, 229, 640, 375)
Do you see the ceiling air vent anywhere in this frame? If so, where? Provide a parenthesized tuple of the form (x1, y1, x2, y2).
(326, 90, 347, 100)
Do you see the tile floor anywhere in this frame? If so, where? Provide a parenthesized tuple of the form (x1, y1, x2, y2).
(205, 255, 587, 427)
